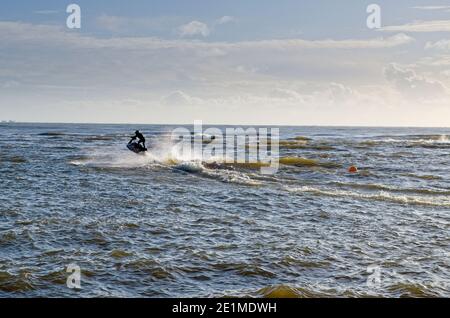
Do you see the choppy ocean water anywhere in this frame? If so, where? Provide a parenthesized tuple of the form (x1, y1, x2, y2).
(0, 123, 449, 297)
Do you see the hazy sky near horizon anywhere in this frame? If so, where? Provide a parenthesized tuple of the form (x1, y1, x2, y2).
(1, 0, 450, 126)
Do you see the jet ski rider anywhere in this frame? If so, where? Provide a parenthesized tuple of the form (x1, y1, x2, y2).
(129, 130, 146, 149)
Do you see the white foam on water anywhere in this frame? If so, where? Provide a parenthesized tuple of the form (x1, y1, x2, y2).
(70, 137, 260, 186)
(286, 186, 450, 207)
(437, 135, 450, 143)
(202, 168, 262, 186)
(173, 161, 204, 173)
(376, 135, 450, 145)
(69, 144, 157, 168)
(331, 181, 450, 195)
(148, 134, 233, 164)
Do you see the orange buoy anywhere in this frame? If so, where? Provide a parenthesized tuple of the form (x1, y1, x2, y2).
(348, 166, 358, 173)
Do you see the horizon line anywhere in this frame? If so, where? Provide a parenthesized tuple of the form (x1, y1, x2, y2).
(1, 120, 450, 129)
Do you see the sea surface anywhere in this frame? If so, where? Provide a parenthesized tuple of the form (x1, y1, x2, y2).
(0, 123, 449, 297)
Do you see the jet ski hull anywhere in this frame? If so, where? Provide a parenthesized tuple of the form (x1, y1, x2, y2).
(127, 142, 147, 154)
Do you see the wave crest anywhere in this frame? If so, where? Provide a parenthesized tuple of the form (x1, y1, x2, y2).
(286, 186, 450, 207)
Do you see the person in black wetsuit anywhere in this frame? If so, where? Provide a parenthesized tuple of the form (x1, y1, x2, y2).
(129, 130, 146, 149)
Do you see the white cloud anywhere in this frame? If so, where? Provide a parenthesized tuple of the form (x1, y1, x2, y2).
(216, 16, 235, 25)
(178, 21, 210, 37)
(236, 65, 259, 74)
(34, 10, 59, 15)
(227, 33, 414, 50)
(1, 21, 447, 126)
(96, 15, 183, 34)
(425, 39, 450, 51)
(412, 6, 450, 11)
(161, 91, 202, 106)
(268, 88, 306, 102)
(325, 82, 355, 102)
(381, 20, 450, 32)
(383, 63, 448, 100)
(0, 22, 413, 52)
(416, 55, 450, 67)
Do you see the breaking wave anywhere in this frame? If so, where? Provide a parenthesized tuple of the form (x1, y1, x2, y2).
(69, 139, 261, 186)
(330, 181, 450, 195)
(286, 186, 450, 207)
(369, 135, 450, 147)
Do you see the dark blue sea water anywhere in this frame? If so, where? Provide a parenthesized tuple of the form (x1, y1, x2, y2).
(0, 123, 449, 297)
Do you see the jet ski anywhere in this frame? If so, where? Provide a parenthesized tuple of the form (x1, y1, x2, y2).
(127, 142, 147, 154)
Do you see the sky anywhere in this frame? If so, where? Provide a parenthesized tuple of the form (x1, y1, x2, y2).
(1, 0, 450, 126)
